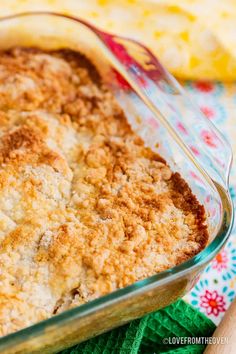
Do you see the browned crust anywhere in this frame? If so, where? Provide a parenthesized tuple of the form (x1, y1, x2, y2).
(0, 47, 208, 336)
(170, 172, 208, 263)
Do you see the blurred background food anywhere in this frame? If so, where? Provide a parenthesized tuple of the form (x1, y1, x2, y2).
(2, 0, 236, 80)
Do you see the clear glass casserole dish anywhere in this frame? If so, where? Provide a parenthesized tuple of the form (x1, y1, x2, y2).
(0, 11, 233, 354)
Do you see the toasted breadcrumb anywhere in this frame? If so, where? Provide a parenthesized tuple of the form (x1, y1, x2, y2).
(0, 48, 208, 336)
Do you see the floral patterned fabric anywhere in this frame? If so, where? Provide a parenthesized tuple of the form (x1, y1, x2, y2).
(183, 81, 236, 325)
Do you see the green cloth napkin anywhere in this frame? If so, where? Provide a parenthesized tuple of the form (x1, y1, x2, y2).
(61, 300, 216, 354)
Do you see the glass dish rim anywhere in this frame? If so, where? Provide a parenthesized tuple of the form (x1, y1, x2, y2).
(0, 11, 233, 348)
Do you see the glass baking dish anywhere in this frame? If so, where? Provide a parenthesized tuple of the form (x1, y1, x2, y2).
(0, 12, 233, 354)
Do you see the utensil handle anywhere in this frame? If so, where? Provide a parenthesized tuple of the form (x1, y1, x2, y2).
(204, 298, 236, 354)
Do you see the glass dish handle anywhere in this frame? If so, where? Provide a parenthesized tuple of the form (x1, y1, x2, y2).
(96, 31, 233, 191)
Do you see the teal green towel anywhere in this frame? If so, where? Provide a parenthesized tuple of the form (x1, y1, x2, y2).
(61, 300, 216, 353)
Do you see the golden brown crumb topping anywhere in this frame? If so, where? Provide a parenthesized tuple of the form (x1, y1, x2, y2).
(0, 47, 208, 336)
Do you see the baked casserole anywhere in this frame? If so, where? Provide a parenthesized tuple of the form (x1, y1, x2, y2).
(0, 48, 208, 336)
